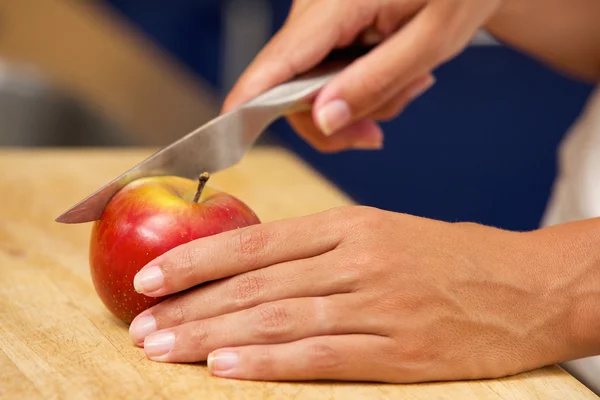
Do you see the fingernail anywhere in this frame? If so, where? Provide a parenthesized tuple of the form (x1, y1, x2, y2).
(360, 28, 384, 45)
(144, 331, 175, 361)
(317, 99, 352, 136)
(134, 266, 164, 293)
(351, 140, 383, 150)
(129, 314, 157, 345)
(407, 76, 436, 100)
(208, 350, 239, 374)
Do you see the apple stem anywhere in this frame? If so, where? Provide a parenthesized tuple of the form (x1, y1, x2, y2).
(193, 172, 210, 203)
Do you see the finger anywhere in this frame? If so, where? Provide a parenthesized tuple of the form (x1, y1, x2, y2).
(369, 74, 435, 121)
(284, 74, 433, 150)
(207, 335, 397, 382)
(129, 251, 360, 345)
(312, 4, 452, 135)
(133, 210, 341, 297)
(287, 0, 312, 20)
(142, 295, 381, 363)
(371, 0, 424, 38)
(222, 0, 378, 113)
(287, 111, 383, 152)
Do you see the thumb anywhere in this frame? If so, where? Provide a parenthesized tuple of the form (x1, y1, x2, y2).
(313, 6, 445, 136)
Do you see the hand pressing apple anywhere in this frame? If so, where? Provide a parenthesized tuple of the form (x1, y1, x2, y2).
(127, 206, 600, 382)
(89, 173, 260, 324)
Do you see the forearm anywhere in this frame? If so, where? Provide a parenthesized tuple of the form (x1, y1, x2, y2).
(485, 0, 600, 82)
(529, 217, 600, 363)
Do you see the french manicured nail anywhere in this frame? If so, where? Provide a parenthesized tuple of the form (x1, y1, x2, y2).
(144, 331, 175, 361)
(317, 99, 352, 136)
(407, 76, 436, 100)
(208, 351, 239, 374)
(134, 266, 164, 293)
(129, 314, 156, 344)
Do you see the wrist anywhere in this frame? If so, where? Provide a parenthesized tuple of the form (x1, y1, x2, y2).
(529, 218, 600, 363)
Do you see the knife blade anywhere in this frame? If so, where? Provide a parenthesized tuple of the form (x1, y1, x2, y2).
(55, 47, 371, 224)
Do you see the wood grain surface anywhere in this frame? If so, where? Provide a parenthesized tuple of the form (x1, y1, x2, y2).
(0, 147, 597, 400)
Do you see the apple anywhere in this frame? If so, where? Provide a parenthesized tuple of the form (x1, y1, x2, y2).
(89, 173, 261, 324)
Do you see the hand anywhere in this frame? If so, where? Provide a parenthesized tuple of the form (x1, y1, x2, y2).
(128, 206, 580, 382)
(222, 0, 502, 152)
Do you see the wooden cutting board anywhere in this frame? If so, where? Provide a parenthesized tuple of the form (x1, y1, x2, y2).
(0, 147, 596, 400)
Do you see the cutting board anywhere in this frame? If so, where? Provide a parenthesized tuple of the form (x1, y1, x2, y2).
(0, 147, 596, 399)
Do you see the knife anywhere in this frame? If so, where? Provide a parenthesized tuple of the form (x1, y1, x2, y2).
(55, 47, 371, 224)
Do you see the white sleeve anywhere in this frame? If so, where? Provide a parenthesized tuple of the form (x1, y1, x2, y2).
(541, 86, 600, 227)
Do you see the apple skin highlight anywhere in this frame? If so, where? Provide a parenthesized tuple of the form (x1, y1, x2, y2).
(89, 176, 261, 324)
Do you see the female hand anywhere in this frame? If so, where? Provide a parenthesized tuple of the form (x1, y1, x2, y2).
(127, 206, 587, 382)
(222, 0, 502, 152)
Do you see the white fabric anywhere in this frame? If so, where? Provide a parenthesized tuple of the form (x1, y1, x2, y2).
(541, 85, 600, 394)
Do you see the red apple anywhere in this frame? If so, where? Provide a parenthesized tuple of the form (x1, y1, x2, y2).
(89, 173, 261, 324)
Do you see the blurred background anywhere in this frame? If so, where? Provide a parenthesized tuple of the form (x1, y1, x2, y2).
(0, 0, 594, 231)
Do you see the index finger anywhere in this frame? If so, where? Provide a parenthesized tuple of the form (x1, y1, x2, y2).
(221, 0, 377, 113)
(133, 208, 342, 297)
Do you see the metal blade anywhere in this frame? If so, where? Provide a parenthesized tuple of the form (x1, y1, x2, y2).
(55, 110, 251, 224)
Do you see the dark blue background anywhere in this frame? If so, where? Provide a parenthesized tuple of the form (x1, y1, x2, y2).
(103, 0, 594, 231)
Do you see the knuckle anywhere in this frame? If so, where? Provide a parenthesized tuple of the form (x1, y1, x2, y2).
(231, 273, 265, 309)
(230, 226, 269, 266)
(334, 262, 363, 288)
(350, 250, 378, 270)
(341, 250, 380, 282)
(396, 337, 432, 363)
(307, 247, 362, 291)
(173, 246, 204, 281)
(364, 206, 388, 228)
(255, 304, 291, 339)
(169, 299, 188, 325)
(427, 36, 449, 62)
(336, 0, 375, 38)
(348, 205, 386, 232)
(312, 297, 335, 332)
(360, 72, 393, 103)
(333, 206, 388, 275)
(433, 37, 462, 63)
(422, 24, 464, 64)
(259, 304, 289, 329)
(326, 206, 383, 242)
(307, 342, 343, 372)
(155, 295, 190, 326)
(326, 205, 356, 220)
(189, 322, 210, 348)
(417, 22, 452, 64)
